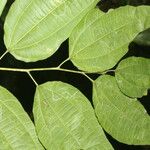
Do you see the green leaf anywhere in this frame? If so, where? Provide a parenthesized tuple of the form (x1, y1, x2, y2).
(93, 75, 150, 145)
(115, 57, 150, 98)
(4, 0, 98, 62)
(33, 81, 113, 150)
(0, 0, 7, 16)
(69, 6, 150, 72)
(0, 86, 44, 150)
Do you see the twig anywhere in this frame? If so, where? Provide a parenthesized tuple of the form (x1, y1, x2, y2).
(0, 50, 8, 60)
(27, 72, 38, 86)
(58, 58, 70, 68)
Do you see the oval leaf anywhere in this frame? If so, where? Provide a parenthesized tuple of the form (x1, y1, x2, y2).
(69, 6, 150, 72)
(0, 86, 43, 149)
(116, 57, 150, 98)
(4, 0, 98, 62)
(33, 81, 113, 150)
(0, 0, 7, 16)
(93, 75, 150, 145)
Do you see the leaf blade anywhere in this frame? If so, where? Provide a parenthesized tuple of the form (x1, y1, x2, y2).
(93, 75, 150, 145)
(69, 6, 150, 72)
(4, 0, 98, 62)
(0, 0, 7, 16)
(33, 81, 113, 150)
(115, 57, 150, 98)
(0, 86, 43, 150)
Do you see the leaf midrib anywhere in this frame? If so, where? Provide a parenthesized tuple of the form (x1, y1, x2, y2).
(117, 73, 149, 89)
(8, 0, 34, 47)
(72, 42, 128, 60)
(38, 87, 81, 148)
(71, 21, 135, 58)
(11, 1, 95, 51)
(10, 0, 69, 48)
(95, 88, 148, 143)
(39, 84, 105, 149)
(70, 10, 105, 57)
(94, 81, 144, 126)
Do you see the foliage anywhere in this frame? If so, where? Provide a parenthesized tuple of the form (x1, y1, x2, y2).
(0, 0, 150, 149)
(93, 75, 150, 145)
(0, 86, 43, 150)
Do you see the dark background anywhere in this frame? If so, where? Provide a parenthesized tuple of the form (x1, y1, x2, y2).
(0, 0, 150, 149)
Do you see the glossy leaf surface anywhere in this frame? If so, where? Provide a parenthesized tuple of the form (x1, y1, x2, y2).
(33, 81, 113, 150)
(116, 57, 150, 98)
(0, 86, 43, 150)
(4, 0, 98, 62)
(93, 75, 150, 145)
(69, 6, 150, 72)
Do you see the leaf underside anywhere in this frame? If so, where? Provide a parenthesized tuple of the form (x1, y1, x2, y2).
(69, 6, 150, 72)
(1, 1, 150, 149)
(93, 75, 150, 145)
(0, 86, 43, 150)
(116, 57, 150, 98)
(4, 0, 99, 62)
(33, 81, 113, 150)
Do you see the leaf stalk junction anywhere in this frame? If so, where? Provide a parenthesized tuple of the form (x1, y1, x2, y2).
(0, 51, 114, 86)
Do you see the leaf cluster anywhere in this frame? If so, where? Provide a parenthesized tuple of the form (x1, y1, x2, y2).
(0, 0, 150, 149)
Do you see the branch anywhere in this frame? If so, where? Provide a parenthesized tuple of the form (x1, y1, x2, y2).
(0, 67, 94, 83)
